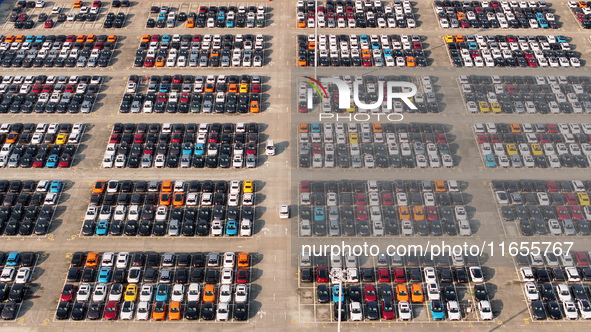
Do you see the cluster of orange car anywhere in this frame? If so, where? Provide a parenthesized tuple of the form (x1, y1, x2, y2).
(395, 283, 424, 303)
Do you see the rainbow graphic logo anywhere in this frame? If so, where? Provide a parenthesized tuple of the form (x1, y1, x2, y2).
(303, 76, 327, 109)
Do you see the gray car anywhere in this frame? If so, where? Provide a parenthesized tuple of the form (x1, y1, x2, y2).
(168, 219, 179, 236)
(141, 154, 152, 168)
(328, 206, 339, 221)
(563, 219, 576, 236)
(352, 155, 362, 168)
(329, 219, 340, 236)
(180, 155, 191, 168)
(510, 154, 522, 168)
(300, 219, 311, 236)
(246, 154, 256, 168)
(7, 154, 19, 168)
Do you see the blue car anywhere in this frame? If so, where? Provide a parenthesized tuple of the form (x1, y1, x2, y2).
(217, 12, 225, 20)
(538, 19, 548, 28)
(157, 12, 166, 20)
(96, 220, 108, 235)
(468, 41, 478, 50)
(155, 284, 168, 302)
(226, 18, 234, 27)
(383, 48, 392, 57)
(50, 180, 62, 193)
(161, 34, 171, 42)
(46, 154, 59, 168)
(159, 83, 169, 92)
(360, 35, 368, 43)
(194, 143, 205, 155)
(182, 143, 193, 155)
(332, 285, 344, 302)
(485, 154, 496, 168)
(35, 35, 45, 43)
(6, 252, 20, 266)
(556, 35, 567, 43)
(25, 35, 35, 43)
(535, 13, 544, 20)
(98, 267, 112, 283)
(314, 207, 325, 221)
(226, 220, 237, 236)
(430, 300, 445, 320)
(310, 123, 321, 133)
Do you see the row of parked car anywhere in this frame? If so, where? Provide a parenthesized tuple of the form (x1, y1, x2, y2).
(493, 178, 591, 236)
(297, 33, 427, 67)
(0, 74, 102, 114)
(120, 74, 262, 114)
(103, 122, 261, 169)
(146, 4, 266, 28)
(82, 180, 256, 237)
(0, 123, 84, 169)
(477, 122, 591, 169)
(0, 251, 38, 320)
(299, 180, 471, 237)
(446, 34, 580, 67)
(135, 33, 264, 68)
(297, 0, 416, 28)
(568, 1, 591, 29)
(517, 250, 591, 320)
(298, 121, 453, 169)
(436, 0, 558, 29)
(461, 75, 591, 114)
(0, 180, 62, 236)
(57, 251, 251, 321)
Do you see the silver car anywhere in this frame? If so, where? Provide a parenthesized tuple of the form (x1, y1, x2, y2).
(246, 154, 256, 168)
(7, 153, 19, 168)
(180, 155, 191, 168)
(329, 220, 340, 236)
(328, 206, 339, 221)
(141, 154, 152, 168)
(401, 220, 413, 236)
(300, 219, 311, 236)
(352, 155, 362, 168)
(168, 219, 179, 236)
(563, 219, 576, 236)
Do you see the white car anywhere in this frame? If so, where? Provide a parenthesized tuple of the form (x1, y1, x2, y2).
(563, 301, 578, 319)
(216, 302, 230, 321)
(240, 219, 252, 236)
(127, 205, 139, 221)
(556, 284, 572, 302)
(219, 284, 232, 303)
(524, 282, 539, 301)
(398, 301, 412, 320)
(242, 193, 254, 206)
(155, 206, 168, 221)
(469, 267, 484, 282)
(478, 300, 493, 320)
(85, 206, 98, 221)
(565, 267, 580, 281)
(102, 156, 114, 168)
(139, 284, 153, 302)
(423, 267, 437, 283)
(113, 205, 127, 221)
(447, 301, 461, 320)
(235, 284, 248, 303)
(187, 283, 200, 302)
(211, 219, 223, 236)
(221, 268, 233, 284)
(136, 301, 150, 320)
(520, 267, 535, 282)
(171, 284, 185, 302)
(76, 283, 91, 302)
(0, 267, 15, 282)
(427, 282, 440, 301)
(116, 252, 129, 269)
(101, 252, 115, 267)
(577, 300, 591, 319)
(349, 301, 363, 321)
(223, 252, 235, 268)
(455, 206, 468, 221)
(120, 301, 134, 320)
(92, 283, 107, 302)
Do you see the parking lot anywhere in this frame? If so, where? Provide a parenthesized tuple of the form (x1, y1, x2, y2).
(298, 252, 495, 322)
(492, 179, 591, 237)
(297, 122, 455, 169)
(514, 250, 591, 321)
(55, 251, 255, 322)
(120, 74, 263, 114)
(81, 179, 257, 237)
(145, 3, 267, 29)
(297, 180, 472, 237)
(0, 251, 43, 321)
(296, 0, 417, 28)
(567, 1, 591, 29)
(434, 1, 561, 29)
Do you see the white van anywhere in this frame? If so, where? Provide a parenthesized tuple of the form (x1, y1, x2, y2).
(279, 205, 290, 219)
(265, 140, 276, 156)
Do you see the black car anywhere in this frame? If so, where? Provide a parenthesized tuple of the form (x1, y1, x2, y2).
(366, 301, 379, 320)
(1, 301, 17, 320)
(539, 283, 555, 301)
(301, 268, 313, 282)
(201, 302, 215, 320)
(71, 302, 86, 320)
(185, 301, 199, 320)
(334, 302, 347, 321)
(234, 302, 248, 321)
(81, 268, 95, 282)
(8, 284, 25, 302)
(474, 284, 488, 301)
(455, 268, 468, 283)
(317, 285, 330, 303)
(55, 301, 70, 320)
(87, 302, 102, 320)
(547, 301, 562, 320)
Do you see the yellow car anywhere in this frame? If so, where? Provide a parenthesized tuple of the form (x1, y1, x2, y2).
(124, 284, 138, 302)
(56, 133, 68, 145)
(444, 35, 454, 43)
(505, 143, 518, 156)
(490, 102, 501, 113)
(578, 192, 590, 206)
(348, 133, 359, 144)
(478, 101, 489, 113)
(243, 180, 254, 193)
(346, 102, 356, 113)
(239, 83, 249, 93)
(530, 144, 543, 156)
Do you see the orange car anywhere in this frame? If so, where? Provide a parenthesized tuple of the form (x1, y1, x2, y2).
(152, 302, 166, 321)
(93, 180, 106, 193)
(298, 57, 307, 66)
(155, 56, 165, 67)
(308, 41, 315, 50)
(406, 56, 415, 67)
(5, 132, 18, 144)
(237, 252, 250, 268)
(579, 1, 588, 7)
(74, 0, 83, 8)
(204, 83, 215, 92)
(141, 35, 150, 42)
(298, 19, 306, 28)
(86, 35, 96, 42)
(298, 123, 309, 133)
(210, 49, 219, 57)
(228, 83, 238, 93)
(411, 284, 424, 303)
(457, 12, 466, 20)
(15, 35, 25, 43)
(362, 49, 371, 58)
(455, 35, 464, 42)
(412, 206, 425, 221)
(161, 181, 173, 192)
(186, 18, 195, 28)
(168, 301, 181, 320)
(85, 252, 99, 267)
(510, 123, 521, 133)
(398, 206, 411, 221)
(396, 284, 409, 302)
(203, 284, 215, 302)
(76, 35, 86, 42)
(159, 193, 171, 206)
(434, 180, 446, 193)
(173, 192, 184, 206)
(372, 123, 382, 133)
(5, 35, 15, 43)
(107, 35, 117, 43)
(250, 100, 259, 113)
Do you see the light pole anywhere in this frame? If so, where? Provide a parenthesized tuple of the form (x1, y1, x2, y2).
(314, 0, 318, 80)
(330, 269, 346, 332)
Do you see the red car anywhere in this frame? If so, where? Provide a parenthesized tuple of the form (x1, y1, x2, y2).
(546, 181, 559, 192)
(437, 133, 447, 143)
(477, 134, 488, 143)
(382, 300, 396, 320)
(356, 206, 367, 221)
(556, 206, 570, 220)
(104, 301, 119, 320)
(527, 58, 538, 67)
(364, 284, 377, 302)
(172, 75, 182, 83)
(208, 133, 219, 143)
(134, 133, 145, 143)
(144, 57, 154, 67)
(539, 133, 550, 143)
(42, 84, 53, 93)
(180, 93, 189, 103)
(44, 19, 54, 28)
(382, 192, 394, 205)
(171, 133, 183, 143)
(109, 133, 120, 143)
(157, 92, 167, 102)
(58, 154, 72, 168)
(60, 284, 75, 302)
(312, 143, 322, 155)
(426, 206, 439, 221)
(547, 124, 557, 133)
(236, 268, 249, 283)
(66, 35, 76, 42)
(574, 252, 590, 266)
(316, 267, 329, 283)
(356, 193, 367, 205)
(31, 84, 42, 93)
(298, 101, 307, 113)
(378, 267, 391, 282)
(394, 268, 406, 283)
(33, 156, 45, 168)
(571, 206, 584, 219)
(252, 84, 260, 93)
(300, 181, 310, 192)
(489, 134, 501, 143)
(565, 193, 578, 205)
(151, 35, 160, 42)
